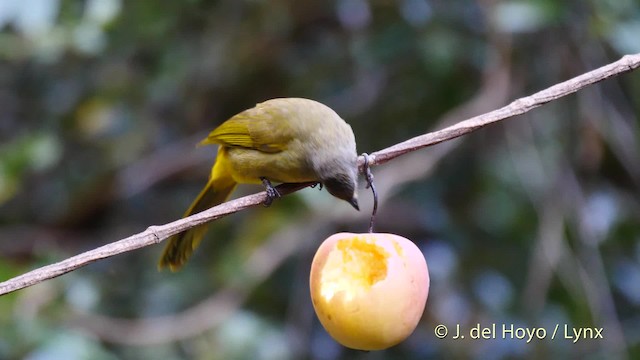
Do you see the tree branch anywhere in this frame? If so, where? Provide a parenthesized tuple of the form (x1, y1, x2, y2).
(1, 53, 639, 296)
(365, 53, 640, 167)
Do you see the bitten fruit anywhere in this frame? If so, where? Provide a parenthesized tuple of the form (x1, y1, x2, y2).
(310, 232, 429, 350)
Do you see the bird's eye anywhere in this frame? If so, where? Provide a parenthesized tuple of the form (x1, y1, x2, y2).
(324, 175, 355, 200)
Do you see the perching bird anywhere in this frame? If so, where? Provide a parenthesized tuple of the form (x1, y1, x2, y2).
(159, 98, 359, 270)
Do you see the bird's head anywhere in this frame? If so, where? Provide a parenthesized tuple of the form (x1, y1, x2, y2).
(322, 166, 359, 211)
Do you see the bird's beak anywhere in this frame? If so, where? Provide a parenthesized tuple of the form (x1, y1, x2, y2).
(349, 197, 359, 211)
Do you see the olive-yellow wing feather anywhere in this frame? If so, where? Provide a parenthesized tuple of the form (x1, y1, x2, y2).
(200, 100, 296, 153)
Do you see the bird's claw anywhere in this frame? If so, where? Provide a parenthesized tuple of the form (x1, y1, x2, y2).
(261, 177, 281, 207)
(310, 182, 323, 191)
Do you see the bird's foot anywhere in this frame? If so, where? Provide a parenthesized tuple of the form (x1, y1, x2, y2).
(261, 177, 281, 206)
(310, 182, 323, 191)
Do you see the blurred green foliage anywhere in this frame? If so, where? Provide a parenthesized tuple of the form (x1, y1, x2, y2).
(1, 0, 639, 359)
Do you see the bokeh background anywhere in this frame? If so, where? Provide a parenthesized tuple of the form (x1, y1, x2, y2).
(1, 0, 639, 359)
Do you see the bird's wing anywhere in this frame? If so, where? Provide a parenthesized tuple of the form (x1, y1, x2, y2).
(199, 100, 295, 153)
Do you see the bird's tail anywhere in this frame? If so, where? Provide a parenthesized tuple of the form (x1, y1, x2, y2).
(158, 152, 236, 271)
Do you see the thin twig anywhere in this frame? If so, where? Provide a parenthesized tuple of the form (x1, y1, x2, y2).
(0, 182, 313, 296)
(1, 53, 639, 296)
(361, 153, 378, 233)
(361, 53, 640, 168)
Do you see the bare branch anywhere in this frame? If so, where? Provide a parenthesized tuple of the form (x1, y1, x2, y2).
(363, 53, 640, 167)
(1, 53, 639, 296)
(0, 182, 313, 296)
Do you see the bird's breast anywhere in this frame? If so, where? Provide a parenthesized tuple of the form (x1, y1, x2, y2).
(223, 143, 318, 184)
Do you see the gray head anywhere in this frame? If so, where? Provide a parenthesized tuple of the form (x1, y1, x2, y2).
(321, 164, 359, 210)
(300, 101, 359, 210)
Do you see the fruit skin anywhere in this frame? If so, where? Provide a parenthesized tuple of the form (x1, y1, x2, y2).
(309, 232, 429, 350)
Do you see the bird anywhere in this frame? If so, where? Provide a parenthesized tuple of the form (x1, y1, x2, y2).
(158, 98, 359, 270)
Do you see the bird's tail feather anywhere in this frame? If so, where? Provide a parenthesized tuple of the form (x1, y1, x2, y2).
(158, 156, 236, 271)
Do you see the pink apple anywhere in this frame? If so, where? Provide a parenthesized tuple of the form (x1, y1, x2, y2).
(310, 233, 429, 350)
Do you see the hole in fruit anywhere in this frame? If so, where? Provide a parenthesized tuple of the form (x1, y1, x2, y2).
(319, 236, 390, 302)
